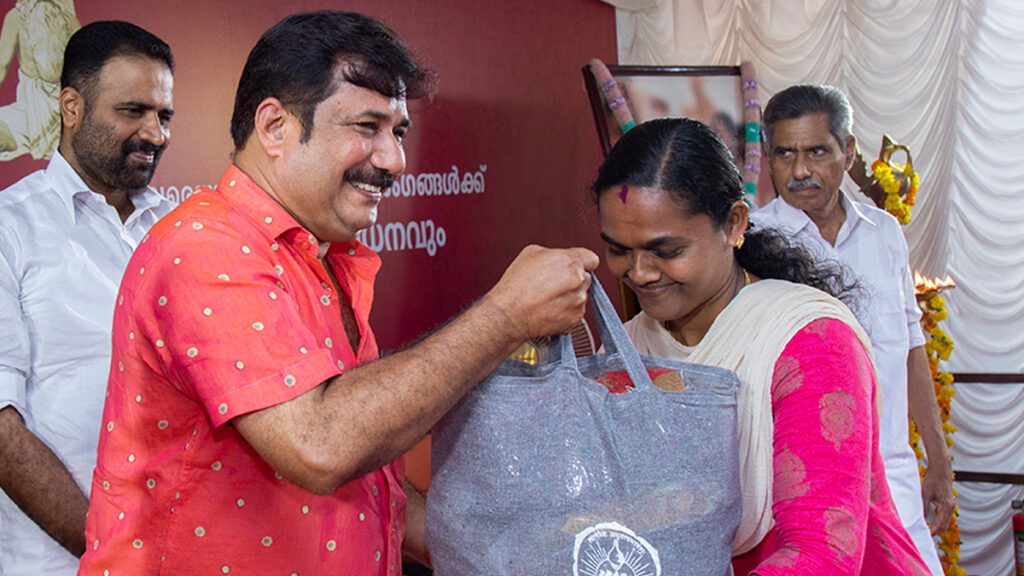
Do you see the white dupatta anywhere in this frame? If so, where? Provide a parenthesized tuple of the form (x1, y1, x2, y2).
(624, 279, 875, 555)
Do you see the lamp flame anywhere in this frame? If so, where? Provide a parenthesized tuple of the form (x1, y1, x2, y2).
(914, 270, 956, 295)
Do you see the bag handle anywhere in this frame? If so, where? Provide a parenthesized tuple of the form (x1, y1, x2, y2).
(559, 273, 655, 392)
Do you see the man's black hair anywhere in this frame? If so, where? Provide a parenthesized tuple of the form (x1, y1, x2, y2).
(61, 20, 174, 99)
(230, 10, 435, 150)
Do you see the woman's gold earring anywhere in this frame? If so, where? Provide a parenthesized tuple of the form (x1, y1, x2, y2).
(735, 235, 745, 250)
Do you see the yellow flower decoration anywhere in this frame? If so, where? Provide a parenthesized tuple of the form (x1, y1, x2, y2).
(913, 288, 962, 574)
(872, 145, 919, 225)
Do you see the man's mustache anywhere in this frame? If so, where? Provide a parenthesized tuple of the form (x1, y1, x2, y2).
(787, 177, 822, 191)
(345, 167, 395, 191)
(123, 138, 164, 156)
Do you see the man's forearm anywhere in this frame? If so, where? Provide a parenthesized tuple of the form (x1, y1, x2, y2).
(234, 286, 531, 495)
(232, 245, 596, 495)
(0, 406, 89, 557)
(907, 347, 950, 468)
(907, 345, 955, 533)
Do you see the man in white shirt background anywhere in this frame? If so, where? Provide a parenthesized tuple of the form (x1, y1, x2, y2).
(751, 83, 953, 576)
(0, 20, 175, 575)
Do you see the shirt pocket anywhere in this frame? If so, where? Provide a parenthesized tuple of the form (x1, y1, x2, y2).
(867, 283, 909, 350)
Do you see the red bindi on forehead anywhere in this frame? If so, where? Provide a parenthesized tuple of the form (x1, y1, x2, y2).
(618, 185, 629, 204)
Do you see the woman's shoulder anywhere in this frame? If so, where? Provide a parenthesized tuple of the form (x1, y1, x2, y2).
(780, 317, 871, 372)
(745, 277, 826, 297)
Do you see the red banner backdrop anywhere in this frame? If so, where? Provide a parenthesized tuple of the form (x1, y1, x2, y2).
(2, 0, 617, 349)
(1, 0, 618, 486)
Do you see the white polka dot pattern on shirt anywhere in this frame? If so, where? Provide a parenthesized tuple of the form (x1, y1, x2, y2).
(241, 245, 251, 254)
(218, 274, 230, 281)
(252, 322, 264, 331)
(193, 222, 203, 230)
(158, 296, 167, 306)
(284, 375, 296, 387)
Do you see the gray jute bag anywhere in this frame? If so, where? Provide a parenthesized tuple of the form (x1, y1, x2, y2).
(426, 275, 741, 575)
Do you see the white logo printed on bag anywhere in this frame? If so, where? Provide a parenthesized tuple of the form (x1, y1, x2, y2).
(573, 522, 661, 576)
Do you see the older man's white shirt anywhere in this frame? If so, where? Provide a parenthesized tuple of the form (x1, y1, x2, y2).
(752, 192, 941, 575)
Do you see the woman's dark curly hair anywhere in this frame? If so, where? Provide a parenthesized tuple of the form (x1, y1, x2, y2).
(591, 117, 858, 304)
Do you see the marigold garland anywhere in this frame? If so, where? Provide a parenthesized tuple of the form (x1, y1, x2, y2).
(912, 291, 964, 576)
(873, 158, 919, 225)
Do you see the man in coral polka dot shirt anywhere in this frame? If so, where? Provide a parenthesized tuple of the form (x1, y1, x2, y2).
(78, 10, 598, 576)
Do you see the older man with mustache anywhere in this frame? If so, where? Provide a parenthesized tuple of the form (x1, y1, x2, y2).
(751, 84, 951, 575)
(0, 20, 175, 576)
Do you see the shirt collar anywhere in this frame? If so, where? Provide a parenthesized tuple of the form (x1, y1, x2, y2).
(832, 190, 878, 246)
(217, 164, 378, 269)
(764, 194, 817, 236)
(216, 165, 301, 240)
(839, 190, 876, 227)
(766, 190, 878, 244)
(45, 150, 93, 222)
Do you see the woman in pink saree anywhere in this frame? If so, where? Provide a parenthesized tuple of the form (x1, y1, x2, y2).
(592, 118, 931, 575)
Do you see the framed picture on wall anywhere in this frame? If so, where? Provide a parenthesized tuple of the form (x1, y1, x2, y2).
(582, 63, 745, 161)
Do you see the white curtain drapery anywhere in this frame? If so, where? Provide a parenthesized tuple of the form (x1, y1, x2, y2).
(601, 1, 1024, 574)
